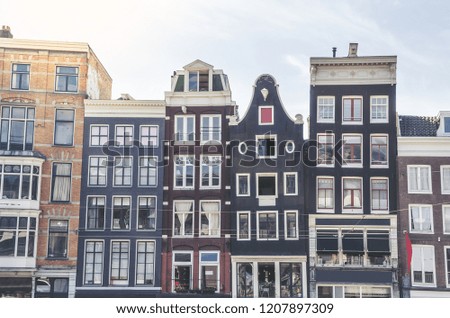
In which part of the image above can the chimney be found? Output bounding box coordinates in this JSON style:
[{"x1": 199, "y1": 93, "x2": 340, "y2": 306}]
[
  {"x1": 0, "y1": 25, "x2": 13, "y2": 38},
  {"x1": 332, "y1": 47, "x2": 337, "y2": 58},
  {"x1": 348, "y1": 43, "x2": 358, "y2": 57}
]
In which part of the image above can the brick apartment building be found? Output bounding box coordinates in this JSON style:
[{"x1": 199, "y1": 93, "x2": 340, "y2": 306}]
[
  {"x1": 397, "y1": 112, "x2": 450, "y2": 297},
  {"x1": 0, "y1": 26, "x2": 112, "y2": 297}
]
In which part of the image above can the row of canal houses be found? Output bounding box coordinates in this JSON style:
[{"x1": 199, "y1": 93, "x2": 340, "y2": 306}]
[{"x1": 2, "y1": 30, "x2": 450, "y2": 298}]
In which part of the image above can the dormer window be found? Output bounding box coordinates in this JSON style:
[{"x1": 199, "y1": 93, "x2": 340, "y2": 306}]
[
  {"x1": 445, "y1": 117, "x2": 450, "y2": 133},
  {"x1": 189, "y1": 70, "x2": 209, "y2": 91}
]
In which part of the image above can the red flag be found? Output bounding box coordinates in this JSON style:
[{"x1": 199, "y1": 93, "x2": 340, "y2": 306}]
[{"x1": 405, "y1": 231, "x2": 413, "y2": 272}]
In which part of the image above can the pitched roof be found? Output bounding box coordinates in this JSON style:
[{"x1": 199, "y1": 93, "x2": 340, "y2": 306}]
[{"x1": 398, "y1": 115, "x2": 439, "y2": 136}]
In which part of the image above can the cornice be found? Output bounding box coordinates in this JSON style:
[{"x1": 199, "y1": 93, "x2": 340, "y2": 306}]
[
  {"x1": 85, "y1": 100, "x2": 165, "y2": 118},
  {"x1": 398, "y1": 136, "x2": 450, "y2": 156},
  {"x1": 310, "y1": 56, "x2": 397, "y2": 86},
  {"x1": 0, "y1": 38, "x2": 90, "y2": 53}
]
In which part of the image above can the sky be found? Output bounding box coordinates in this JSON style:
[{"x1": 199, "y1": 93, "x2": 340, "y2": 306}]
[{"x1": 2, "y1": 0, "x2": 450, "y2": 122}]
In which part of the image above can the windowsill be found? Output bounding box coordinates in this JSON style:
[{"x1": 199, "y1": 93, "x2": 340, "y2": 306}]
[
  {"x1": 50, "y1": 201, "x2": 71, "y2": 204},
  {"x1": 370, "y1": 165, "x2": 389, "y2": 169},
  {"x1": 174, "y1": 187, "x2": 195, "y2": 190},
  {"x1": 11, "y1": 88, "x2": 30, "y2": 91},
  {"x1": 137, "y1": 229, "x2": 157, "y2": 231},
  {"x1": 111, "y1": 229, "x2": 131, "y2": 231},
  {"x1": 409, "y1": 231, "x2": 434, "y2": 235},
  {"x1": 317, "y1": 120, "x2": 335, "y2": 124},
  {"x1": 53, "y1": 145, "x2": 75, "y2": 148},
  {"x1": 407, "y1": 191, "x2": 433, "y2": 194},
  {"x1": 256, "y1": 156, "x2": 277, "y2": 160},
  {"x1": 411, "y1": 283, "x2": 437, "y2": 288},
  {"x1": 284, "y1": 193, "x2": 298, "y2": 196},
  {"x1": 342, "y1": 121, "x2": 363, "y2": 125},
  {"x1": 257, "y1": 237, "x2": 279, "y2": 241},
  {"x1": 236, "y1": 194, "x2": 250, "y2": 197},
  {"x1": 87, "y1": 184, "x2": 107, "y2": 187},
  {"x1": 54, "y1": 90, "x2": 79, "y2": 94},
  {"x1": 370, "y1": 120, "x2": 389, "y2": 124},
  {"x1": 342, "y1": 164, "x2": 363, "y2": 168},
  {"x1": 317, "y1": 164, "x2": 334, "y2": 168},
  {"x1": 46, "y1": 257, "x2": 68, "y2": 260}
]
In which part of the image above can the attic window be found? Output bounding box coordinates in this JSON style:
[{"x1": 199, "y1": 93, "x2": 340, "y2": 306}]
[
  {"x1": 259, "y1": 106, "x2": 274, "y2": 125},
  {"x1": 189, "y1": 70, "x2": 209, "y2": 91},
  {"x1": 445, "y1": 117, "x2": 450, "y2": 133}
]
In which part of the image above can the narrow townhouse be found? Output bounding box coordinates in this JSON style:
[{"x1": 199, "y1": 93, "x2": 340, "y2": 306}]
[
  {"x1": 0, "y1": 27, "x2": 111, "y2": 297},
  {"x1": 229, "y1": 74, "x2": 307, "y2": 298}
]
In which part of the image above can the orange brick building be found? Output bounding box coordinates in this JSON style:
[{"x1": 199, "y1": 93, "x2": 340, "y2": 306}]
[{"x1": 0, "y1": 26, "x2": 112, "y2": 297}]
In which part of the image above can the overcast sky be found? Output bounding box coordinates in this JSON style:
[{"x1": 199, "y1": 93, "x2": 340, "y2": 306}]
[{"x1": 2, "y1": 0, "x2": 450, "y2": 120}]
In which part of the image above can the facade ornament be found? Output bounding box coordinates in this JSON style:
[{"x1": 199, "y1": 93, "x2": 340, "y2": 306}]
[{"x1": 261, "y1": 88, "x2": 269, "y2": 101}]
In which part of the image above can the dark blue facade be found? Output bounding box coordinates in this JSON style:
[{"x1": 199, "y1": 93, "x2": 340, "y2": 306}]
[
  {"x1": 75, "y1": 106, "x2": 164, "y2": 297},
  {"x1": 229, "y1": 74, "x2": 307, "y2": 298},
  {"x1": 306, "y1": 52, "x2": 399, "y2": 298}
]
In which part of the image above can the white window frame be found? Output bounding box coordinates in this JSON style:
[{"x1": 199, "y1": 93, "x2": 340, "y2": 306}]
[
  {"x1": 200, "y1": 114, "x2": 221, "y2": 144},
  {"x1": 11, "y1": 63, "x2": 30, "y2": 90},
  {"x1": 409, "y1": 204, "x2": 434, "y2": 234},
  {"x1": 114, "y1": 125, "x2": 133, "y2": 147},
  {"x1": 408, "y1": 165, "x2": 432, "y2": 194},
  {"x1": 370, "y1": 134, "x2": 388, "y2": 168},
  {"x1": 284, "y1": 210, "x2": 298, "y2": 240},
  {"x1": 341, "y1": 134, "x2": 363, "y2": 167},
  {"x1": 441, "y1": 165, "x2": 450, "y2": 195},
  {"x1": 411, "y1": 245, "x2": 436, "y2": 287},
  {"x1": 342, "y1": 177, "x2": 363, "y2": 213},
  {"x1": 90, "y1": 124, "x2": 109, "y2": 147},
  {"x1": 113, "y1": 156, "x2": 133, "y2": 187},
  {"x1": 172, "y1": 251, "x2": 193, "y2": 292},
  {"x1": 139, "y1": 125, "x2": 159, "y2": 148},
  {"x1": 55, "y1": 66, "x2": 79, "y2": 93},
  {"x1": 237, "y1": 211, "x2": 251, "y2": 241},
  {"x1": 137, "y1": 196, "x2": 157, "y2": 231},
  {"x1": 258, "y1": 106, "x2": 274, "y2": 125},
  {"x1": 370, "y1": 95, "x2": 389, "y2": 123},
  {"x1": 256, "y1": 173, "x2": 278, "y2": 198},
  {"x1": 256, "y1": 134, "x2": 277, "y2": 159},
  {"x1": 47, "y1": 219, "x2": 69, "y2": 259},
  {"x1": 256, "y1": 210, "x2": 278, "y2": 241},
  {"x1": 173, "y1": 200, "x2": 194, "y2": 237},
  {"x1": 236, "y1": 173, "x2": 250, "y2": 197},
  {"x1": 51, "y1": 162, "x2": 72, "y2": 202},
  {"x1": 109, "y1": 240, "x2": 130, "y2": 286},
  {"x1": 200, "y1": 155, "x2": 221, "y2": 189},
  {"x1": 342, "y1": 96, "x2": 363, "y2": 125},
  {"x1": 317, "y1": 96, "x2": 335, "y2": 123},
  {"x1": 138, "y1": 156, "x2": 158, "y2": 187},
  {"x1": 443, "y1": 205, "x2": 450, "y2": 234},
  {"x1": 83, "y1": 240, "x2": 104, "y2": 286},
  {"x1": 174, "y1": 155, "x2": 195, "y2": 189},
  {"x1": 188, "y1": 70, "x2": 210, "y2": 92},
  {"x1": 317, "y1": 176, "x2": 335, "y2": 213},
  {"x1": 370, "y1": 177, "x2": 389, "y2": 214},
  {"x1": 199, "y1": 200, "x2": 221, "y2": 237},
  {"x1": 88, "y1": 156, "x2": 107, "y2": 187},
  {"x1": 283, "y1": 172, "x2": 298, "y2": 196},
  {"x1": 111, "y1": 196, "x2": 131, "y2": 231},
  {"x1": 317, "y1": 133, "x2": 335, "y2": 167},
  {"x1": 135, "y1": 240, "x2": 156, "y2": 286},
  {"x1": 53, "y1": 108, "x2": 75, "y2": 146},
  {"x1": 445, "y1": 246, "x2": 450, "y2": 288},
  {"x1": 86, "y1": 195, "x2": 106, "y2": 231},
  {"x1": 174, "y1": 115, "x2": 195, "y2": 142},
  {"x1": 198, "y1": 251, "x2": 220, "y2": 292}
]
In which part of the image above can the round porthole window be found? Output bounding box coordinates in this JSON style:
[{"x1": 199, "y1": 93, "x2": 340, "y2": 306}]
[
  {"x1": 285, "y1": 140, "x2": 295, "y2": 154},
  {"x1": 238, "y1": 142, "x2": 248, "y2": 155}
]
